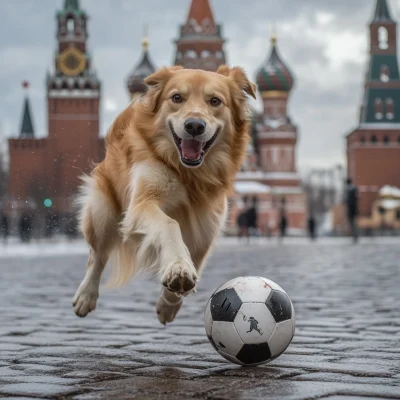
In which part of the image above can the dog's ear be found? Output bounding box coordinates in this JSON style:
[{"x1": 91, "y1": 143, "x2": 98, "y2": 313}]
[
  {"x1": 217, "y1": 65, "x2": 257, "y2": 99},
  {"x1": 144, "y1": 65, "x2": 183, "y2": 87},
  {"x1": 143, "y1": 66, "x2": 183, "y2": 112}
]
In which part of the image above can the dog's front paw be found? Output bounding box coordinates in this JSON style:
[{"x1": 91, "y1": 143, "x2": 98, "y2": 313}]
[
  {"x1": 156, "y1": 293, "x2": 183, "y2": 325},
  {"x1": 162, "y1": 259, "x2": 198, "y2": 295},
  {"x1": 72, "y1": 285, "x2": 98, "y2": 317}
]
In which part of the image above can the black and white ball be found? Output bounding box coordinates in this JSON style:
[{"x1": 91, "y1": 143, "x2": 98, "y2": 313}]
[{"x1": 204, "y1": 276, "x2": 295, "y2": 366}]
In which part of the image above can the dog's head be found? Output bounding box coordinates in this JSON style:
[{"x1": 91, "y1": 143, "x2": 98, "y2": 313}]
[{"x1": 142, "y1": 65, "x2": 256, "y2": 169}]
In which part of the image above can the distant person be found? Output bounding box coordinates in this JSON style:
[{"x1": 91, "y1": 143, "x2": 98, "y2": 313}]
[
  {"x1": 19, "y1": 213, "x2": 32, "y2": 243},
  {"x1": 346, "y1": 178, "x2": 359, "y2": 243},
  {"x1": 237, "y1": 211, "x2": 248, "y2": 242},
  {"x1": 0, "y1": 211, "x2": 9, "y2": 244},
  {"x1": 279, "y1": 213, "x2": 287, "y2": 243},
  {"x1": 246, "y1": 197, "x2": 258, "y2": 242},
  {"x1": 308, "y1": 215, "x2": 316, "y2": 241}
]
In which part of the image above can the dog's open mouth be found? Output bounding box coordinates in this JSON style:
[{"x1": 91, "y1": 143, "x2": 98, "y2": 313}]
[{"x1": 169, "y1": 122, "x2": 220, "y2": 167}]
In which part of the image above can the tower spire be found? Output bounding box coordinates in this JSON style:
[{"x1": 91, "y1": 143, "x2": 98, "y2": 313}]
[
  {"x1": 142, "y1": 24, "x2": 149, "y2": 52},
  {"x1": 186, "y1": 0, "x2": 215, "y2": 25},
  {"x1": 64, "y1": 0, "x2": 80, "y2": 10},
  {"x1": 20, "y1": 81, "x2": 34, "y2": 138},
  {"x1": 373, "y1": 0, "x2": 393, "y2": 21}
]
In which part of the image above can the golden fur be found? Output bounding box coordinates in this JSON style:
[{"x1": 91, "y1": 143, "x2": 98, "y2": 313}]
[{"x1": 72, "y1": 65, "x2": 256, "y2": 324}]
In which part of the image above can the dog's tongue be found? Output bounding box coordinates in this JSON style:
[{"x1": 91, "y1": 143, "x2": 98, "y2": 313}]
[{"x1": 181, "y1": 139, "x2": 203, "y2": 160}]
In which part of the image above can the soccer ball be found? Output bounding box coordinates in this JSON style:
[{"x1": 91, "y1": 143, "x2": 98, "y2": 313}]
[{"x1": 204, "y1": 276, "x2": 295, "y2": 366}]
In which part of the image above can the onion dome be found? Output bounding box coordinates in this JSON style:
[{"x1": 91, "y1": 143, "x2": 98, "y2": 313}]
[
  {"x1": 256, "y1": 35, "x2": 294, "y2": 93},
  {"x1": 127, "y1": 32, "x2": 156, "y2": 97}
]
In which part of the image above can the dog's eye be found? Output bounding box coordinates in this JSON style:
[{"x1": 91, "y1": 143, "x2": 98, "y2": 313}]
[
  {"x1": 210, "y1": 97, "x2": 222, "y2": 107},
  {"x1": 171, "y1": 94, "x2": 183, "y2": 103}
]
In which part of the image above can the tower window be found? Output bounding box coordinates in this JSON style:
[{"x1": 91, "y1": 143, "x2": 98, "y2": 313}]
[
  {"x1": 201, "y1": 50, "x2": 211, "y2": 58},
  {"x1": 371, "y1": 135, "x2": 377, "y2": 143},
  {"x1": 380, "y1": 65, "x2": 390, "y2": 82},
  {"x1": 378, "y1": 26, "x2": 389, "y2": 50},
  {"x1": 374, "y1": 98, "x2": 383, "y2": 119},
  {"x1": 360, "y1": 136, "x2": 366, "y2": 144},
  {"x1": 67, "y1": 18, "x2": 75, "y2": 33},
  {"x1": 386, "y1": 98, "x2": 394, "y2": 119},
  {"x1": 383, "y1": 136, "x2": 389, "y2": 145},
  {"x1": 185, "y1": 50, "x2": 197, "y2": 59}
]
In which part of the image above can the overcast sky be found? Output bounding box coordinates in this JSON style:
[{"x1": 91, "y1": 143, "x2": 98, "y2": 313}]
[{"x1": 0, "y1": 0, "x2": 398, "y2": 174}]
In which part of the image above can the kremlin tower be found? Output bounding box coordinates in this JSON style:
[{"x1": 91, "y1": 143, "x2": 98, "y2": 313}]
[{"x1": 174, "y1": 0, "x2": 226, "y2": 71}]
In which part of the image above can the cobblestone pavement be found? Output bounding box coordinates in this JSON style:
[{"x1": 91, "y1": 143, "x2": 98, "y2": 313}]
[{"x1": 0, "y1": 238, "x2": 399, "y2": 399}]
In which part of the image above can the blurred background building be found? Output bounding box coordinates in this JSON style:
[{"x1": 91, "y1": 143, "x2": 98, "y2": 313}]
[{"x1": 2, "y1": 0, "x2": 400, "y2": 238}]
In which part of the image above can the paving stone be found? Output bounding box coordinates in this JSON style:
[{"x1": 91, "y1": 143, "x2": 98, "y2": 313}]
[{"x1": 0, "y1": 239, "x2": 399, "y2": 398}]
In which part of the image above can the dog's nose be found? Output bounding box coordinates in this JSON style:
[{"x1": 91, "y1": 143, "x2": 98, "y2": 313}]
[{"x1": 184, "y1": 118, "x2": 206, "y2": 137}]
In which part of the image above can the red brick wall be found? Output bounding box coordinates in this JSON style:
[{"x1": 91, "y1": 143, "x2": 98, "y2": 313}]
[{"x1": 347, "y1": 128, "x2": 400, "y2": 216}]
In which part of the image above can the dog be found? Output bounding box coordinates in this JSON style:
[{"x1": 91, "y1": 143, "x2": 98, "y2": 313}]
[{"x1": 72, "y1": 65, "x2": 256, "y2": 324}]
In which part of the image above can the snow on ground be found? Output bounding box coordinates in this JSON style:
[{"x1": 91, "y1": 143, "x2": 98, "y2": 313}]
[{"x1": 0, "y1": 236, "x2": 399, "y2": 259}]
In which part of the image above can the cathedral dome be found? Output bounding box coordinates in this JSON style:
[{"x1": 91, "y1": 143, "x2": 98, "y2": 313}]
[
  {"x1": 256, "y1": 35, "x2": 294, "y2": 93},
  {"x1": 127, "y1": 36, "x2": 156, "y2": 97}
]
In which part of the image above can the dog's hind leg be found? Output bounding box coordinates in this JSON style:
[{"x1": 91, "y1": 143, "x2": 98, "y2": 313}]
[{"x1": 72, "y1": 176, "x2": 119, "y2": 317}]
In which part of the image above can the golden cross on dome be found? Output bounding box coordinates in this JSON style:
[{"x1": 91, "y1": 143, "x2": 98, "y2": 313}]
[
  {"x1": 142, "y1": 24, "x2": 149, "y2": 51},
  {"x1": 271, "y1": 23, "x2": 277, "y2": 45}
]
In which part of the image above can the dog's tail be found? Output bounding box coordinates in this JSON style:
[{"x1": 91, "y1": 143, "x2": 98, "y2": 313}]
[{"x1": 106, "y1": 234, "x2": 159, "y2": 288}]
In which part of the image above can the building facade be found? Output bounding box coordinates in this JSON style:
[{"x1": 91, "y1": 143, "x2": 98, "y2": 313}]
[
  {"x1": 347, "y1": 0, "x2": 400, "y2": 228},
  {"x1": 7, "y1": 0, "x2": 103, "y2": 228},
  {"x1": 6, "y1": 0, "x2": 306, "y2": 236}
]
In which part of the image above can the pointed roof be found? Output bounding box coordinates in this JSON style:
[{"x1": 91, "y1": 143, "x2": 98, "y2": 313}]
[
  {"x1": 186, "y1": 0, "x2": 215, "y2": 25},
  {"x1": 256, "y1": 35, "x2": 294, "y2": 93},
  {"x1": 20, "y1": 97, "x2": 34, "y2": 138},
  {"x1": 373, "y1": 0, "x2": 393, "y2": 22},
  {"x1": 64, "y1": 0, "x2": 79, "y2": 10},
  {"x1": 127, "y1": 33, "x2": 156, "y2": 96}
]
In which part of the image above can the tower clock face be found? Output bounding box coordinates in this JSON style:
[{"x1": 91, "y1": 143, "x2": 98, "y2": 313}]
[{"x1": 58, "y1": 47, "x2": 86, "y2": 77}]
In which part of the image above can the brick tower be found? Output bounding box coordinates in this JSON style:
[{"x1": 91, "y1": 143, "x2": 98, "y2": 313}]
[
  {"x1": 126, "y1": 29, "x2": 156, "y2": 101},
  {"x1": 174, "y1": 0, "x2": 226, "y2": 71},
  {"x1": 347, "y1": 0, "x2": 400, "y2": 219},
  {"x1": 8, "y1": 0, "x2": 103, "y2": 219},
  {"x1": 234, "y1": 34, "x2": 306, "y2": 234}
]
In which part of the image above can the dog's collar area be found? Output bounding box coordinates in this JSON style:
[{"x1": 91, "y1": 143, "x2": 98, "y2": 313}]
[{"x1": 168, "y1": 122, "x2": 220, "y2": 167}]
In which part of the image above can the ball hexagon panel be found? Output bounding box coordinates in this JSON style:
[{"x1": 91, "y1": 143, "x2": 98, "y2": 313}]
[
  {"x1": 260, "y1": 277, "x2": 285, "y2": 291},
  {"x1": 219, "y1": 351, "x2": 244, "y2": 366},
  {"x1": 267, "y1": 319, "x2": 293, "y2": 357},
  {"x1": 211, "y1": 321, "x2": 244, "y2": 357},
  {"x1": 234, "y1": 303, "x2": 276, "y2": 344},
  {"x1": 231, "y1": 276, "x2": 272, "y2": 303},
  {"x1": 213, "y1": 277, "x2": 244, "y2": 294},
  {"x1": 210, "y1": 288, "x2": 242, "y2": 322},
  {"x1": 236, "y1": 342, "x2": 272, "y2": 365},
  {"x1": 265, "y1": 290, "x2": 292, "y2": 323}
]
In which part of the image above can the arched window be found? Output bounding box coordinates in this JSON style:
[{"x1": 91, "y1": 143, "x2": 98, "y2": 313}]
[
  {"x1": 375, "y1": 98, "x2": 383, "y2": 120},
  {"x1": 380, "y1": 65, "x2": 390, "y2": 82},
  {"x1": 378, "y1": 26, "x2": 389, "y2": 49},
  {"x1": 383, "y1": 136, "x2": 389, "y2": 145},
  {"x1": 371, "y1": 135, "x2": 377, "y2": 143},
  {"x1": 67, "y1": 18, "x2": 75, "y2": 33},
  {"x1": 386, "y1": 98, "x2": 394, "y2": 119},
  {"x1": 360, "y1": 136, "x2": 366, "y2": 144},
  {"x1": 201, "y1": 50, "x2": 211, "y2": 58}
]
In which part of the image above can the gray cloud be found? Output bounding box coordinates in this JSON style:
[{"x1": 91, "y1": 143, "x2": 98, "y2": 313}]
[{"x1": 0, "y1": 0, "x2": 397, "y2": 174}]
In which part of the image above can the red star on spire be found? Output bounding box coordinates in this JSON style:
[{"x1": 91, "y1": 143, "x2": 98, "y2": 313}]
[{"x1": 22, "y1": 81, "x2": 30, "y2": 89}]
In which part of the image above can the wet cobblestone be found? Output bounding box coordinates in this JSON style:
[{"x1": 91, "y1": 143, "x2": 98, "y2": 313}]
[{"x1": 0, "y1": 239, "x2": 399, "y2": 399}]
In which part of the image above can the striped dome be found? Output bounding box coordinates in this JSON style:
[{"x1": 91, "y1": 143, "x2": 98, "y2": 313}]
[{"x1": 256, "y1": 37, "x2": 294, "y2": 93}]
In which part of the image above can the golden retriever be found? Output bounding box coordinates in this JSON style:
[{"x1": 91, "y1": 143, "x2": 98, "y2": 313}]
[{"x1": 72, "y1": 65, "x2": 256, "y2": 324}]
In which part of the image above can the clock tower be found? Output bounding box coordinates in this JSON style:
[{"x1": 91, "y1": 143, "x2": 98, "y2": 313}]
[{"x1": 47, "y1": 0, "x2": 102, "y2": 210}]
